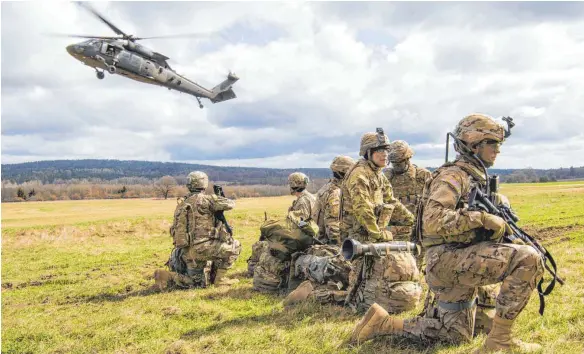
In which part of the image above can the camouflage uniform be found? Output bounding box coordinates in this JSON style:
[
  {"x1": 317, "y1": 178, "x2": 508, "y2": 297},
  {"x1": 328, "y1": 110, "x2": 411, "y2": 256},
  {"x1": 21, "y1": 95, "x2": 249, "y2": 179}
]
[
  {"x1": 155, "y1": 171, "x2": 242, "y2": 289},
  {"x1": 313, "y1": 156, "x2": 356, "y2": 245},
  {"x1": 284, "y1": 156, "x2": 355, "y2": 305},
  {"x1": 253, "y1": 172, "x2": 316, "y2": 292},
  {"x1": 341, "y1": 130, "x2": 419, "y2": 314},
  {"x1": 351, "y1": 115, "x2": 545, "y2": 352},
  {"x1": 384, "y1": 140, "x2": 432, "y2": 241},
  {"x1": 247, "y1": 239, "x2": 269, "y2": 277}
]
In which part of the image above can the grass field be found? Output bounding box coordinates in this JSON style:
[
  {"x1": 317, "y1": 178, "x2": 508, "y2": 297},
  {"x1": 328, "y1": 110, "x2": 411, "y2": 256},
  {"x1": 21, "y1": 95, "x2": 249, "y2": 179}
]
[{"x1": 2, "y1": 182, "x2": 584, "y2": 353}]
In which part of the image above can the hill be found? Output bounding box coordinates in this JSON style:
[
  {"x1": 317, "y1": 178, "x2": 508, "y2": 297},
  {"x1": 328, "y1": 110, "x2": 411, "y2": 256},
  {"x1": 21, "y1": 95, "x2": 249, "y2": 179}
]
[{"x1": 2, "y1": 159, "x2": 583, "y2": 185}]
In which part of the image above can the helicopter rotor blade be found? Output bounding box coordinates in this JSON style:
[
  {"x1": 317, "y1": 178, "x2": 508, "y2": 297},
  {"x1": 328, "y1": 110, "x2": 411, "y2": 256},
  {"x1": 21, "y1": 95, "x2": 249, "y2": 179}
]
[
  {"x1": 132, "y1": 32, "x2": 227, "y2": 41},
  {"x1": 75, "y1": 1, "x2": 129, "y2": 38},
  {"x1": 46, "y1": 33, "x2": 122, "y2": 40}
]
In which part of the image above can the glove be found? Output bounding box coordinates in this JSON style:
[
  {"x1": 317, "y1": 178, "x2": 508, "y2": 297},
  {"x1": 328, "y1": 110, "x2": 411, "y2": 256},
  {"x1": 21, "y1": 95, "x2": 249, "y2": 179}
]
[
  {"x1": 381, "y1": 229, "x2": 393, "y2": 241},
  {"x1": 510, "y1": 237, "x2": 526, "y2": 245},
  {"x1": 481, "y1": 213, "x2": 513, "y2": 241},
  {"x1": 492, "y1": 193, "x2": 511, "y2": 208},
  {"x1": 370, "y1": 229, "x2": 393, "y2": 242}
]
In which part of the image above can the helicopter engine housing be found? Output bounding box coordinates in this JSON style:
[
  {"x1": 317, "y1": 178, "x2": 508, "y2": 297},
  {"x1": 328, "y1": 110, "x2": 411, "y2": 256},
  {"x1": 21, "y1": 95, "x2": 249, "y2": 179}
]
[{"x1": 123, "y1": 41, "x2": 154, "y2": 58}]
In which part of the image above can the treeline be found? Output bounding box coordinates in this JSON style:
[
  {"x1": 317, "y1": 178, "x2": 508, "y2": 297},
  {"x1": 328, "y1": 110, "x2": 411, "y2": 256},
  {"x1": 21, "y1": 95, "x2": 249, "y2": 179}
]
[
  {"x1": 499, "y1": 167, "x2": 584, "y2": 183},
  {"x1": 0, "y1": 177, "x2": 328, "y2": 203},
  {"x1": 1, "y1": 159, "x2": 331, "y2": 185}
]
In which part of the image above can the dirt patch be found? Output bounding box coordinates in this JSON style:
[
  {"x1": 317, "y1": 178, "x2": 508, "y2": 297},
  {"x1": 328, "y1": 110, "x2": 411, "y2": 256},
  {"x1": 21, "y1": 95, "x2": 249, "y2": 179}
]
[{"x1": 523, "y1": 224, "x2": 584, "y2": 243}]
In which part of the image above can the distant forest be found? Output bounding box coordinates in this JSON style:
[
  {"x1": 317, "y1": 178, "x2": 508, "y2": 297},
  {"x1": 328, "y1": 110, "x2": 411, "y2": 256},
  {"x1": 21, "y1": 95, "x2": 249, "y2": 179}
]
[{"x1": 1, "y1": 159, "x2": 583, "y2": 202}]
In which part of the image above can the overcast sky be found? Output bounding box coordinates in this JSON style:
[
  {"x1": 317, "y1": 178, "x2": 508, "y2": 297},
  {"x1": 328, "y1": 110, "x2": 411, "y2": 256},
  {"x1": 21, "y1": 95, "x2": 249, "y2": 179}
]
[{"x1": 2, "y1": 1, "x2": 584, "y2": 169}]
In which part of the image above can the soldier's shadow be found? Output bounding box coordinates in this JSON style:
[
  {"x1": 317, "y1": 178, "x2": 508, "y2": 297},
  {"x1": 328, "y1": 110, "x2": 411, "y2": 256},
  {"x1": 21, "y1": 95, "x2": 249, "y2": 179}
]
[
  {"x1": 344, "y1": 335, "x2": 445, "y2": 354},
  {"x1": 199, "y1": 286, "x2": 265, "y2": 301},
  {"x1": 65, "y1": 287, "x2": 167, "y2": 304},
  {"x1": 180, "y1": 304, "x2": 340, "y2": 339}
]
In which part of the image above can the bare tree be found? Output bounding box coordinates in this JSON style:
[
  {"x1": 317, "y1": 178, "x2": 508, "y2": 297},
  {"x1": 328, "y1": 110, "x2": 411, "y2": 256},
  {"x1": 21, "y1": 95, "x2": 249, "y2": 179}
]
[{"x1": 153, "y1": 176, "x2": 177, "y2": 199}]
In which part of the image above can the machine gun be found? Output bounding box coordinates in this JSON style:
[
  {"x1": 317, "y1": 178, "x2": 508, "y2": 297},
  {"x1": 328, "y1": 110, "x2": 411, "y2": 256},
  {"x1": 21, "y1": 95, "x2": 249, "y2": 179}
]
[
  {"x1": 213, "y1": 185, "x2": 233, "y2": 236},
  {"x1": 467, "y1": 178, "x2": 564, "y2": 315}
]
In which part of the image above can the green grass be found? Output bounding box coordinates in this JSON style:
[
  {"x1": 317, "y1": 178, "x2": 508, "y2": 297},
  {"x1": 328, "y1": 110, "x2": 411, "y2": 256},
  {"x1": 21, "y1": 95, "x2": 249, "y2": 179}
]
[{"x1": 2, "y1": 185, "x2": 583, "y2": 353}]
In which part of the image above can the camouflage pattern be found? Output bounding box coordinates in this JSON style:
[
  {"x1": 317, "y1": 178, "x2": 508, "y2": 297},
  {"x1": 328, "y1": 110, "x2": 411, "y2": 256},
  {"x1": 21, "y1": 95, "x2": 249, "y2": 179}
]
[
  {"x1": 454, "y1": 113, "x2": 505, "y2": 146},
  {"x1": 340, "y1": 156, "x2": 418, "y2": 314},
  {"x1": 253, "y1": 247, "x2": 290, "y2": 292},
  {"x1": 402, "y1": 242, "x2": 543, "y2": 343},
  {"x1": 247, "y1": 240, "x2": 269, "y2": 277},
  {"x1": 384, "y1": 163, "x2": 431, "y2": 240},
  {"x1": 313, "y1": 179, "x2": 343, "y2": 244},
  {"x1": 388, "y1": 140, "x2": 414, "y2": 162},
  {"x1": 288, "y1": 172, "x2": 309, "y2": 189},
  {"x1": 288, "y1": 190, "x2": 316, "y2": 223},
  {"x1": 167, "y1": 191, "x2": 241, "y2": 288},
  {"x1": 475, "y1": 283, "x2": 499, "y2": 335},
  {"x1": 359, "y1": 130, "x2": 390, "y2": 157},
  {"x1": 290, "y1": 244, "x2": 353, "y2": 305},
  {"x1": 340, "y1": 158, "x2": 414, "y2": 243},
  {"x1": 419, "y1": 157, "x2": 489, "y2": 248},
  {"x1": 400, "y1": 151, "x2": 544, "y2": 343},
  {"x1": 330, "y1": 155, "x2": 355, "y2": 174},
  {"x1": 187, "y1": 171, "x2": 209, "y2": 192},
  {"x1": 253, "y1": 190, "x2": 316, "y2": 292},
  {"x1": 348, "y1": 251, "x2": 422, "y2": 314}
]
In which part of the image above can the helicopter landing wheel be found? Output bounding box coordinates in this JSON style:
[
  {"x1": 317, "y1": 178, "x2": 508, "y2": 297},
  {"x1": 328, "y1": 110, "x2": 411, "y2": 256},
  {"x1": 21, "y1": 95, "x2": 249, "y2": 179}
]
[
  {"x1": 196, "y1": 97, "x2": 204, "y2": 109},
  {"x1": 96, "y1": 71, "x2": 105, "y2": 80}
]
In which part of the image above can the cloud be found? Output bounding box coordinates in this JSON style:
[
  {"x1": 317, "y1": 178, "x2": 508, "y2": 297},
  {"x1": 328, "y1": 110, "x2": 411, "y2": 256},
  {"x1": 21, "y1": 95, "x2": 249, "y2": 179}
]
[{"x1": 2, "y1": 1, "x2": 584, "y2": 170}]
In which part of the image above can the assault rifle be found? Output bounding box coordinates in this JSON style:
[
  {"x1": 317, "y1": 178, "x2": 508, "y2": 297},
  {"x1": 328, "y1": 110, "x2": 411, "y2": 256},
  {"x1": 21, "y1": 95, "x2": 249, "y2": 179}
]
[
  {"x1": 468, "y1": 178, "x2": 564, "y2": 315},
  {"x1": 213, "y1": 185, "x2": 233, "y2": 236}
]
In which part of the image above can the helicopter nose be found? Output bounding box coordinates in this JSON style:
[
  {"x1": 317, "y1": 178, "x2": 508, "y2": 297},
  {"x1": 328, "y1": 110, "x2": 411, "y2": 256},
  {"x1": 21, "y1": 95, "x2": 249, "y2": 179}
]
[{"x1": 66, "y1": 44, "x2": 75, "y2": 56}]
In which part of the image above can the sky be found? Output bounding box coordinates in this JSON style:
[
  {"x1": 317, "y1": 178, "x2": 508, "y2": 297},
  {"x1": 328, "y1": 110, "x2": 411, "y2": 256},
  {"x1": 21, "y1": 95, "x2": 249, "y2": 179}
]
[{"x1": 2, "y1": 1, "x2": 584, "y2": 169}]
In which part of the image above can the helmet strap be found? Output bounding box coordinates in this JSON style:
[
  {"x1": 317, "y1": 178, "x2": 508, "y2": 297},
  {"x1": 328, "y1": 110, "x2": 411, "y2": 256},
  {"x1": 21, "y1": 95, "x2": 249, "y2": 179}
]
[{"x1": 333, "y1": 172, "x2": 344, "y2": 180}]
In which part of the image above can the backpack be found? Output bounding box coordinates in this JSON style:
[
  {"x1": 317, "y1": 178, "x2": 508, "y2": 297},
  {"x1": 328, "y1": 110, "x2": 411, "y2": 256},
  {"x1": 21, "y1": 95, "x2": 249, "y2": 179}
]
[
  {"x1": 169, "y1": 196, "x2": 197, "y2": 248},
  {"x1": 259, "y1": 218, "x2": 318, "y2": 261}
]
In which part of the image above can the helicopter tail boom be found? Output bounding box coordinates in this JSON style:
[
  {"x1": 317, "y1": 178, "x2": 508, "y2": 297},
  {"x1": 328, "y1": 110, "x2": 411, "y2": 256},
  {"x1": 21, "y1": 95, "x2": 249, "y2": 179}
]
[{"x1": 209, "y1": 72, "x2": 239, "y2": 103}]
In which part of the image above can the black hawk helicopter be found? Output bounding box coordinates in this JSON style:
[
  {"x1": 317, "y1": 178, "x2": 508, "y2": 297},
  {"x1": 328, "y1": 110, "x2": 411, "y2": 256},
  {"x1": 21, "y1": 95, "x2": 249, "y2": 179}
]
[{"x1": 56, "y1": 2, "x2": 238, "y2": 108}]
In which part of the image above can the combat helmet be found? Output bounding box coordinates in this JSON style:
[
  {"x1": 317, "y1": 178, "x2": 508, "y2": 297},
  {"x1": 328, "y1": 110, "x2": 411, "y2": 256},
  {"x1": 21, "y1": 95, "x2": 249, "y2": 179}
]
[
  {"x1": 187, "y1": 171, "x2": 209, "y2": 192},
  {"x1": 388, "y1": 140, "x2": 414, "y2": 162},
  {"x1": 359, "y1": 128, "x2": 390, "y2": 157},
  {"x1": 454, "y1": 114, "x2": 505, "y2": 147},
  {"x1": 288, "y1": 172, "x2": 309, "y2": 192},
  {"x1": 330, "y1": 155, "x2": 355, "y2": 175}
]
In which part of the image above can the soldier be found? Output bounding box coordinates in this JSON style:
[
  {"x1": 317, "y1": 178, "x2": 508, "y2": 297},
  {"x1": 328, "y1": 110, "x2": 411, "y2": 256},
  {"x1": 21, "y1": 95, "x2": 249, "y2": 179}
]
[
  {"x1": 252, "y1": 172, "x2": 316, "y2": 292},
  {"x1": 351, "y1": 114, "x2": 544, "y2": 353},
  {"x1": 282, "y1": 155, "x2": 355, "y2": 305},
  {"x1": 153, "y1": 171, "x2": 242, "y2": 290},
  {"x1": 384, "y1": 140, "x2": 432, "y2": 241},
  {"x1": 340, "y1": 128, "x2": 419, "y2": 314},
  {"x1": 287, "y1": 172, "x2": 316, "y2": 223},
  {"x1": 314, "y1": 155, "x2": 356, "y2": 245}
]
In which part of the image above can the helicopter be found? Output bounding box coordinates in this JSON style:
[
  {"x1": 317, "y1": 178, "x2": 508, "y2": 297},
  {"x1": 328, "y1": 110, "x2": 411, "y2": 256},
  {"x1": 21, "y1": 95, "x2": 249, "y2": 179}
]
[{"x1": 56, "y1": 2, "x2": 238, "y2": 109}]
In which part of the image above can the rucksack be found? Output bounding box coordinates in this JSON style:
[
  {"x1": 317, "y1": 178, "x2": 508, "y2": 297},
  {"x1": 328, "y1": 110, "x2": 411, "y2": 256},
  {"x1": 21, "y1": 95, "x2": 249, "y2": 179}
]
[
  {"x1": 170, "y1": 197, "x2": 196, "y2": 248},
  {"x1": 260, "y1": 218, "x2": 318, "y2": 261}
]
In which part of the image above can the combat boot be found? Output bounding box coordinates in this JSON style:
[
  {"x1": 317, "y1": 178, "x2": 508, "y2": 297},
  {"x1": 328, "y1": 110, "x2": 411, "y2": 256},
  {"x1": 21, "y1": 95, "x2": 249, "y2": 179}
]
[
  {"x1": 153, "y1": 269, "x2": 174, "y2": 291},
  {"x1": 475, "y1": 316, "x2": 542, "y2": 353},
  {"x1": 282, "y1": 280, "x2": 314, "y2": 306},
  {"x1": 213, "y1": 268, "x2": 239, "y2": 286},
  {"x1": 351, "y1": 303, "x2": 404, "y2": 344}
]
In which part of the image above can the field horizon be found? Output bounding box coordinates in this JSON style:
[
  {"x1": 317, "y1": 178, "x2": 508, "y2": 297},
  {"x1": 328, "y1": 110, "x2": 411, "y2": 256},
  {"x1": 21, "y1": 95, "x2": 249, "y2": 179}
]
[{"x1": 2, "y1": 182, "x2": 583, "y2": 353}]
